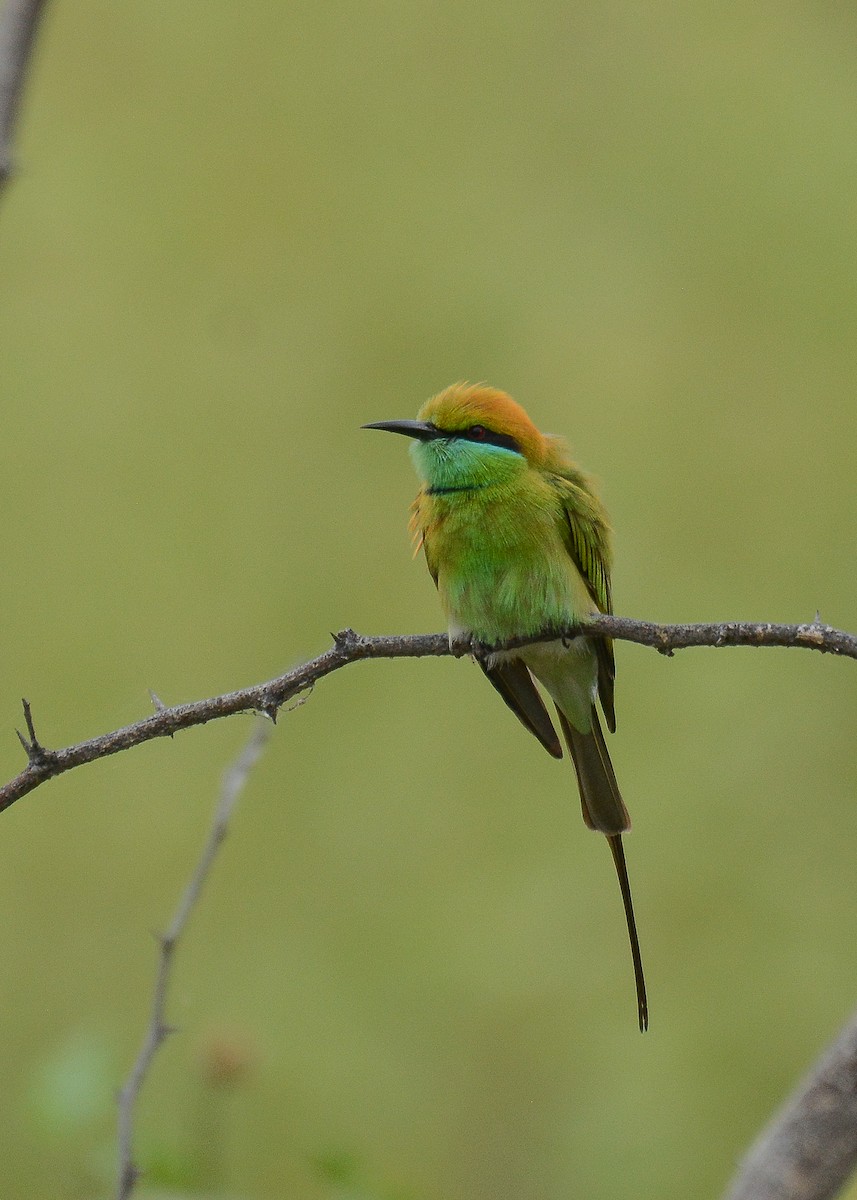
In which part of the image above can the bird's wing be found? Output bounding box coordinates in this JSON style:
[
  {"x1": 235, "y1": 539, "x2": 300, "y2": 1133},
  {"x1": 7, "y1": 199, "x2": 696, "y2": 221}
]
[
  {"x1": 551, "y1": 473, "x2": 617, "y2": 732},
  {"x1": 479, "y1": 658, "x2": 563, "y2": 758}
]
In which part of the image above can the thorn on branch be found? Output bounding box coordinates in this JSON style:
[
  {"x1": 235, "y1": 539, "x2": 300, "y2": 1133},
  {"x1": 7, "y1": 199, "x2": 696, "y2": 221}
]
[
  {"x1": 22, "y1": 697, "x2": 39, "y2": 746},
  {"x1": 331, "y1": 627, "x2": 359, "y2": 650},
  {"x1": 152, "y1": 928, "x2": 177, "y2": 960},
  {"x1": 149, "y1": 690, "x2": 175, "y2": 736},
  {"x1": 119, "y1": 1162, "x2": 141, "y2": 1194},
  {"x1": 261, "y1": 681, "x2": 316, "y2": 722},
  {"x1": 655, "y1": 632, "x2": 675, "y2": 657},
  {"x1": 156, "y1": 930, "x2": 177, "y2": 956},
  {"x1": 15, "y1": 698, "x2": 56, "y2": 769},
  {"x1": 253, "y1": 701, "x2": 279, "y2": 724}
]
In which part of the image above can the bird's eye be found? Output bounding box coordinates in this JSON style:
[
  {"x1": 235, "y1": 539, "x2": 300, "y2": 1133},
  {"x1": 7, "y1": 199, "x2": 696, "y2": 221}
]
[{"x1": 468, "y1": 425, "x2": 487, "y2": 440}]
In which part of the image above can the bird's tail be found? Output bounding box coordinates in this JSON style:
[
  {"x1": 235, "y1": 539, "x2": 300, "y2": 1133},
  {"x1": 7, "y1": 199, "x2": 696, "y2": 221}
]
[
  {"x1": 557, "y1": 706, "x2": 628, "y2": 834},
  {"x1": 557, "y1": 707, "x2": 648, "y2": 1031}
]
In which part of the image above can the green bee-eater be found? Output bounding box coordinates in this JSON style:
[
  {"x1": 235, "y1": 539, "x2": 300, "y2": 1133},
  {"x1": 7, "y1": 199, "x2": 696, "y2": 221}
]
[{"x1": 364, "y1": 382, "x2": 647, "y2": 1030}]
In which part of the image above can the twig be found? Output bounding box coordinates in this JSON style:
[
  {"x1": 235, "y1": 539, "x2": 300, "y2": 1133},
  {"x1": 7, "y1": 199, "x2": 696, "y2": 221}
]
[
  {"x1": 114, "y1": 718, "x2": 272, "y2": 1200},
  {"x1": 0, "y1": 616, "x2": 854, "y2": 816},
  {"x1": 723, "y1": 1008, "x2": 857, "y2": 1200},
  {"x1": 0, "y1": 0, "x2": 49, "y2": 194}
]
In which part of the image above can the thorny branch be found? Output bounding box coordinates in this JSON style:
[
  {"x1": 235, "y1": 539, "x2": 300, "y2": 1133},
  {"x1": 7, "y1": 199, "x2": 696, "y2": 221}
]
[
  {"x1": 0, "y1": 0, "x2": 49, "y2": 194},
  {"x1": 2, "y1": 615, "x2": 854, "y2": 816},
  {"x1": 114, "y1": 719, "x2": 272, "y2": 1200},
  {"x1": 0, "y1": 613, "x2": 853, "y2": 1200}
]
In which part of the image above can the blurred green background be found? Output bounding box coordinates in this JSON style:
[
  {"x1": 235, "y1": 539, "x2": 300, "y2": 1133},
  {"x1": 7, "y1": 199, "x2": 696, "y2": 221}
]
[{"x1": 2, "y1": 1, "x2": 857, "y2": 1197}]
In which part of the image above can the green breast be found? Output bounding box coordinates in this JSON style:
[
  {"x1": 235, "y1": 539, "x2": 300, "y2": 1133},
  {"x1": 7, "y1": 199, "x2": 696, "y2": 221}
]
[{"x1": 426, "y1": 478, "x2": 590, "y2": 643}]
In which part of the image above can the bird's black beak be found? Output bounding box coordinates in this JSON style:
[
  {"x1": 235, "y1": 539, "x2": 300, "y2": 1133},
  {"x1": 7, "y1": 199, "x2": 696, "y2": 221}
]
[{"x1": 362, "y1": 420, "x2": 441, "y2": 441}]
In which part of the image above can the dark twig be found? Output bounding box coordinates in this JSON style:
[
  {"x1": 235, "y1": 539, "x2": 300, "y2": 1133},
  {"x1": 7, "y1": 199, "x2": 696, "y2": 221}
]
[
  {"x1": 723, "y1": 1008, "x2": 857, "y2": 1200},
  {"x1": 0, "y1": 0, "x2": 49, "y2": 194},
  {"x1": 14, "y1": 696, "x2": 54, "y2": 768},
  {"x1": 0, "y1": 616, "x2": 854, "y2": 817},
  {"x1": 114, "y1": 719, "x2": 272, "y2": 1200}
]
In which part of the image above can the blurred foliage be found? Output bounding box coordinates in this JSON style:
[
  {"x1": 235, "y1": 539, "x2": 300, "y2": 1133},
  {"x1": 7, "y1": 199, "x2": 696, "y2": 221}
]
[
  {"x1": 27, "y1": 1027, "x2": 116, "y2": 1193},
  {"x1": 26, "y1": 1024, "x2": 258, "y2": 1196},
  {"x1": 2, "y1": 1, "x2": 857, "y2": 1197},
  {"x1": 313, "y1": 1149, "x2": 411, "y2": 1200}
]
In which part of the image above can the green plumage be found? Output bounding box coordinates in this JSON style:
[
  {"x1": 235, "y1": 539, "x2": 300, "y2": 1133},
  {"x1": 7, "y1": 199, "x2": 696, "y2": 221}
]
[{"x1": 366, "y1": 383, "x2": 647, "y2": 1030}]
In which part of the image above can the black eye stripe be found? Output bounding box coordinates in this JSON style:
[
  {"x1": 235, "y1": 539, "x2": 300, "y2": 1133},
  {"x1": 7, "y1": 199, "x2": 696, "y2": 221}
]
[
  {"x1": 461, "y1": 426, "x2": 521, "y2": 453},
  {"x1": 426, "y1": 422, "x2": 522, "y2": 454}
]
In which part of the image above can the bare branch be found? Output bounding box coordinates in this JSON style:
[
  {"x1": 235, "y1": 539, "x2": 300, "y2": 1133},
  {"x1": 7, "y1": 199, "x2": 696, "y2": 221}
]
[
  {"x1": 0, "y1": 616, "x2": 853, "y2": 817},
  {"x1": 0, "y1": 0, "x2": 49, "y2": 194},
  {"x1": 114, "y1": 719, "x2": 272, "y2": 1200},
  {"x1": 723, "y1": 1008, "x2": 857, "y2": 1200}
]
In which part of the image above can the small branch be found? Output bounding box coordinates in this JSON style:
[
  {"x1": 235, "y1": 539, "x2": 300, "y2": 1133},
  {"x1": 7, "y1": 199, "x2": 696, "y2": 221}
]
[
  {"x1": 114, "y1": 719, "x2": 272, "y2": 1200},
  {"x1": 0, "y1": 0, "x2": 50, "y2": 195},
  {"x1": 14, "y1": 696, "x2": 54, "y2": 768},
  {"x1": 570, "y1": 615, "x2": 857, "y2": 659},
  {"x1": 723, "y1": 1008, "x2": 857, "y2": 1200},
  {"x1": 0, "y1": 616, "x2": 854, "y2": 817}
]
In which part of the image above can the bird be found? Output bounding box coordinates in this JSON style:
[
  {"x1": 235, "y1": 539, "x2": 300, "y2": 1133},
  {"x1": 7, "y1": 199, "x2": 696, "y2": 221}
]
[{"x1": 363, "y1": 382, "x2": 647, "y2": 1031}]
